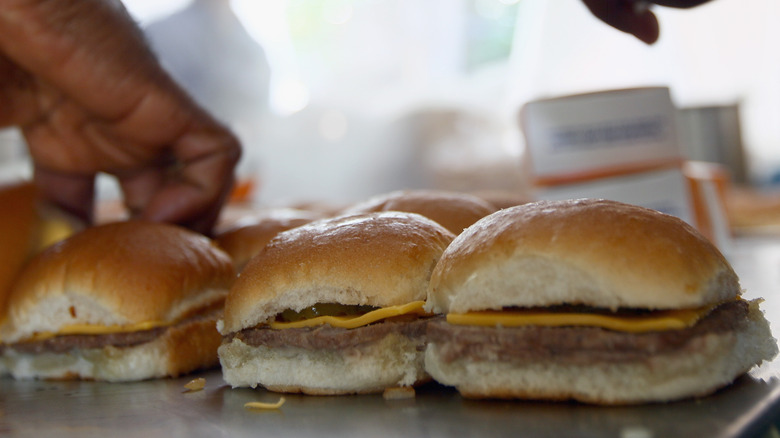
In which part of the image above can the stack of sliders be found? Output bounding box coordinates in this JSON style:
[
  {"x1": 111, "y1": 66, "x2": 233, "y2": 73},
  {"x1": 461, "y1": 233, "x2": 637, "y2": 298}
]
[
  {"x1": 424, "y1": 198, "x2": 778, "y2": 404},
  {"x1": 215, "y1": 208, "x2": 322, "y2": 272},
  {"x1": 218, "y1": 211, "x2": 456, "y2": 394},
  {"x1": 0, "y1": 220, "x2": 235, "y2": 381},
  {"x1": 341, "y1": 189, "x2": 498, "y2": 235}
]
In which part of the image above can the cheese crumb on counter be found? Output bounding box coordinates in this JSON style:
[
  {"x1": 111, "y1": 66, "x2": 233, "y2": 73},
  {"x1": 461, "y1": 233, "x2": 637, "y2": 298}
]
[
  {"x1": 244, "y1": 397, "x2": 286, "y2": 410},
  {"x1": 183, "y1": 377, "x2": 206, "y2": 392}
]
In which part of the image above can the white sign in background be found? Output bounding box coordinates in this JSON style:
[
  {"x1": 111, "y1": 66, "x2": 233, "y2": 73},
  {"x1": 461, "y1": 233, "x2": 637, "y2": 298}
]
[{"x1": 521, "y1": 87, "x2": 682, "y2": 179}]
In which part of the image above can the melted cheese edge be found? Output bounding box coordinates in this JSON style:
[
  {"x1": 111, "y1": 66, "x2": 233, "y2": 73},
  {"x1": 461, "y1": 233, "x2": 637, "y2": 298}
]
[
  {"x1": 446, "y1": 305, "x2": 716, "y2": 333},
  {"x1": 25, "y1": 320, "x2": 170, "y2": 342},
  {"x1": 268, "y1": 300, "x2": 427, "y2": 330}
]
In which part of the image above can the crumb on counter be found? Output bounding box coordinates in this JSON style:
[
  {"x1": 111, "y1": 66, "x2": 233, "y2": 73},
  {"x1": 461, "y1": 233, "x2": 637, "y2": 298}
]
[
  {"x1": 383, "y1": 386, "x2": 416, "y2": 400},
  {"x1": 183, "y1": 377, "x2": 206, "y2": 392},
  {"x1": 620, "y1": 426, "x2": 653, "y2": 438}
]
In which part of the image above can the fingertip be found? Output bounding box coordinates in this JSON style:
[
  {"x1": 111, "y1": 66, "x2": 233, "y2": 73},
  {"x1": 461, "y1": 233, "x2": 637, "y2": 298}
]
[
  {"x1": 582, "y1": 0, "x2": 661, "y2": 44},
  {"x1": 633, "y1": 11, "x2": 660, "y2": 44},
  {"x1": 138, "y1": 181, "x2": 227, "y2": 236},
  {"x1": 33, "y1": 167, "x2": 96, "y2": 225}
]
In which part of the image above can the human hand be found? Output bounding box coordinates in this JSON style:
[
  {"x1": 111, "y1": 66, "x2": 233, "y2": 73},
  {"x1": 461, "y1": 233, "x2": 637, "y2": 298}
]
[
  {"x1": 581, "y1": 0, "x2": 713, "y2": 44},
  {"x1": 0, "y1": 0, "x2": 241, "y2": 235}
]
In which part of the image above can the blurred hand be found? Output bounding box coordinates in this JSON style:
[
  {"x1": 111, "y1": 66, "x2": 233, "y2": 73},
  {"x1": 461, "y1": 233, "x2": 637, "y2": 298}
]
[
  {"x1": 581, "y1": 0, "x2": 713, "y2": 44},
  {"x1": 0, "y1": 0, "x2": 241, "y2": 234}
]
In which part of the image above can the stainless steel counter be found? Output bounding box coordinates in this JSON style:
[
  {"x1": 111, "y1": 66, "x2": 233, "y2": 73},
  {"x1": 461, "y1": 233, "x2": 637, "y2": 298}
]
[{"x1": 1, "y1": 235, "x2": 779, "y2": 438}]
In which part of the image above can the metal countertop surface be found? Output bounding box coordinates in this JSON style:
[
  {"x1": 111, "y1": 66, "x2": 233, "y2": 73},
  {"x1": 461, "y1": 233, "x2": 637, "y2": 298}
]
[{"x1": 1, "y1": 235, "x2": 779, "y2": 438}]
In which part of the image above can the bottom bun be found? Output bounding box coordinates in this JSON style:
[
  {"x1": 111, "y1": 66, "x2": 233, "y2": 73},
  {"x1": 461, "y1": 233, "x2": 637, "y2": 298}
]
[
  {"x1": 219, "y1": 333, "x2": 428, "y2": 395},
  {"x1": 1, "y1": 316, "x2": 221, "y2": 382},
  {"x1": 425, "y1": 303, "x2": 777, "y2": 404}
]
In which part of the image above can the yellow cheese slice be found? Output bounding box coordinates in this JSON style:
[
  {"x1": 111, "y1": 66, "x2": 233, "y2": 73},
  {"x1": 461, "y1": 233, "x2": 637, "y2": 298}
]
[
  {"x1": 37, "y1": 216, "x2": 77, "y2": 250},
  {"x1": 26, "y1": 320, "x2": 170, "y2": 342},
  {"x1": 268, "y1": 301, "x2": 427, "y2": 330},
  {"x1": 446, "y1": 306, "x2": 714, "y2": 333}
]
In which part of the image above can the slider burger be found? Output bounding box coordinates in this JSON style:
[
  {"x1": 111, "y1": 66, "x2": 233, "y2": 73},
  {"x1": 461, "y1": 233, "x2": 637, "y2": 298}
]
[
  {"x1": 342, "y1": 189, "x2": 498, "y2": 235},
  {"x1": 424, "y1": 198, "x2": 778, "y2": 404},
  {"x1": 0, "y1": 221, "x2": 235, "y2": 381},
  {"x1": 217, "y1": 211, "x2": 455, "y2": 394}
]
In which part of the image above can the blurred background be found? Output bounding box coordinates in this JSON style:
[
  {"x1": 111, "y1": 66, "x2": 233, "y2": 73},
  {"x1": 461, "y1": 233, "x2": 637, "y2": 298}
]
[{"x1": 1, "y1": 0, "x2": 778, "y2": 209}]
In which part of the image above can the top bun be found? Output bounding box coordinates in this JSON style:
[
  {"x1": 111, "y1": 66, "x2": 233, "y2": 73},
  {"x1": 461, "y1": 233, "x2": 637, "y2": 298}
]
[
  {"x1": 215, "y1": 208, "x2": 322, "y2": 271},
  {"x1": 220, "y1": 211, "x2": 455, "y2": 334},
  {"x1": 426, "y1": 199, "x2": 739, "y2": 314},
  {"x1": 2, "y1": 220, "x2": 235, "y2": 343},
  {"x1": 342, "y1": 190, "x2": 498, "y2": 235}
]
